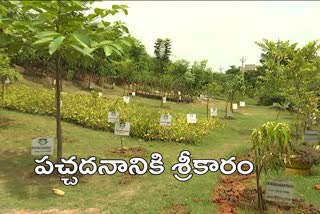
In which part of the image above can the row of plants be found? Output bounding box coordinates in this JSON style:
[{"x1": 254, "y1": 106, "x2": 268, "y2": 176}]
[{"x1": 1, "y1": 85, "x2": 221, "y2": 143}]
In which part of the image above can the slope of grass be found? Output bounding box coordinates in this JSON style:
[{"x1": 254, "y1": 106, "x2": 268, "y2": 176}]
[{"x1": 0, "y1": 76, "x2": 319, "y2": 213}]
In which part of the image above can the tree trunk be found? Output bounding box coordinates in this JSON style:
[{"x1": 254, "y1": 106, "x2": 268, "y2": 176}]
[
  {"x1": 55, "y1": 53, "x2": 63, "y2": 163},
  {"x1": 60, "y1": 79, "x2": 63, "y2": 92},
  {"x1": 2, "y1": 82, "x2": 5, "y2": 103},
  {"x1": 206, "y1": 98, "x2": 209, "y2": 120},
  {"x1": 123, "y1": 83, "x2": 126, "y2": 96},
  {"x1": 256, "y1": 150, "x2": 267, "y2": 211},
  {"x1": 230, "y1": 92, "x2": 235, "y2": 113}
]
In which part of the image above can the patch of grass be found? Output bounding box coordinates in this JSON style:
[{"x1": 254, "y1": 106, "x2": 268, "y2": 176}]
[{"x1": 0, "y1": 88, "x2": 318, "y2": 213}]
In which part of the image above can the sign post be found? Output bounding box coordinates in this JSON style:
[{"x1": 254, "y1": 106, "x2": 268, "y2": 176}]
[
  {"x1": 187, "y1": 113, "x2": 197, "y2": 124},
  {"x1": 114, "y1": 122, "x2": 130, "y2": 149},
  {"x1": 32, "y1": 137, "x2": 54, "y2": 156},
  {"x1": 210, "y1": 107, "x2": 218, "y2": 117},
  {"x1": 160, "y1": 114, "x2": 172, "y2": 126},
  {"x1": 266, "y1": 180, "x2": 294, "y2": 204}
]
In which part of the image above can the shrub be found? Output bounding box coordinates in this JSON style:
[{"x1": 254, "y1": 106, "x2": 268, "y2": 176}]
[{"x1": 1, "y1": 85, "x2": 221, "y2": 143}]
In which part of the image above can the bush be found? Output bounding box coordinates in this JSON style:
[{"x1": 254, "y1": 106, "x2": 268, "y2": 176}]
[
  {"x1": 65, "y1": 70, "x2": 75, "y2": 81},
  {"x1": 1, "y1": 85, "x2": 221, "y2": 143}
]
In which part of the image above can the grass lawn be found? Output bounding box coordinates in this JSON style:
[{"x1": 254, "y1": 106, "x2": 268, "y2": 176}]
[{"x1": 0, "y1": 81, "x2": 319, "y2": 213}]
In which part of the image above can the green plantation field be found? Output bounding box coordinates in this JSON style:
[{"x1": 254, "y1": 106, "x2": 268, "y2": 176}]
[{"x1": 1, "y1": 80, "x2": 319, "y2": 213}]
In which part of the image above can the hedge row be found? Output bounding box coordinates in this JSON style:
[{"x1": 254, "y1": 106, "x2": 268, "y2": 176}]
[{"x1": 1, "y1": 85, "x2": 221, "y2": 143}]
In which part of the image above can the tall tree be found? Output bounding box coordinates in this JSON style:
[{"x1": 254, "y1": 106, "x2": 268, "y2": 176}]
[
  {"x1": 154, "y1": 38, "x2": 172, "y2": 106},
  {"x1": 1, "y1": 1, "x2": 131, "y2": 162}
]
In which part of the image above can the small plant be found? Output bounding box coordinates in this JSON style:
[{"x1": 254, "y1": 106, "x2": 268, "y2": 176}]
[{"x1": 251, "y1": 122, "x2": 291, "y2": 211}]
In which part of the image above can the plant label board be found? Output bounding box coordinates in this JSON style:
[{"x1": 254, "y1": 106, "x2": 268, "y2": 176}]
[
  {"x1": 210, "y1": 107, "x2": 218, "y2": 116},
  {"x1": 114, "y1": 122, "x2": 130, "y2": 136},
  {"x1": 32, "y1": 137, "x2": 54, "y2": 156},
  {"x1": 162, "y1": 96, "x2": 167, "y2": 103},
  {"x1": 160, "y1": 114, "x2": 172, "y2": 126},
  {"x1": 132, "y1": 92, "x2": 136, "y2": 96},
  {"x1": 108, "y1": 111, "x2": 119, "y2": 123},
  {"x1": 123, "y1": 96, "x2": 130, "y2": 104},
  {"x1": 187, "y1": 113, "x2": 197, "y2": 124},
  {"x1": 4, "y1": 78, "x2": 10, "y2": 84},
  {"x1": 227, "y1": 111, "x2": 232, "y2": 117},
  {"x1": 232, "y1": 103, "x2": 238, "y2": 110},
  {"x1": 265, "y1": 180, "x2": 294, "y2": 204},
  {"x1": 240, "y1": 101, "x2": 245, "y2": 107}
]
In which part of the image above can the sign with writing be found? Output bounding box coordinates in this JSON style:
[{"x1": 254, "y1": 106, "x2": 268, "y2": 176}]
[
  {"x1": 160, "y1": 114, "x2": 172, "y2": 126},
  {"x1": 4, "y1": 78, "x2": 10, "y2": 84},
  {"x1": 210, "y1": 107, "x2": 218, "y2": 116},
  {"x1": 227, "y1": 111, "x2": 232, "y2": 117},
  {"x1": 132, "y1": 92, "x2": 136, "y2": 96},
  {"x1": 266, "y1": 180, "x2": 294, "y2": 204},
  {"x1": 108, "y1": 111, "x2": 119, "y2": 123},
  {"x1": 123, "y1": 96, "x2": 130, "y2": 104},
  {"x1": 32, "y1": 137, "x2": 54, "y2": 156},
  {"x1": 232, "y1": 103, "x2": 238, "y2": 110},
  {"x1": 240, "y1": 101, "x2": 245, "y2": 107},
  {"x1": 187, "y1": 113, "x2": 197, "y2": 124},
  {"x1": 114, "y1": 122, "x2": 130, "y2": 136},
  {"x1": 162, "y1": 96, "x2": 167, "y2": 103}
]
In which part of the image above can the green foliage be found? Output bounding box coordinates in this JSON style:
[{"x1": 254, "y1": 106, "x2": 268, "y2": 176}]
[
  {"x1": 65, "y1": 70, "x2": 75, "y2": 81},
  {"x1": 256, "y1": 39, "x2": 320, "y2": 142},
  {"x1": 1, "y1": 85, "x2": 221, "y2": 143},
  {"x1": 0, "y1": 52, "x2": 21, "y2": 83}
]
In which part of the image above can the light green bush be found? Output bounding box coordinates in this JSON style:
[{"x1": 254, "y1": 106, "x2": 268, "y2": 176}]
[{"x1": 2, "y1": 85, "x2": 221, "y2": 143}]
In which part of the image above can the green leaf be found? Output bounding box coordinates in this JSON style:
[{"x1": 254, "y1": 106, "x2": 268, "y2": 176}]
[
  {"x1": 72, "y1": 33, "x2": 90, "y2": 48},
  {"x1": 49, "y1": 36, "x2": 65, "y2": 55},
  {"x1": 103, "y1": 45, "x2": 112, "y2": 57},
  {"x1": 70, "y1": 44, "x2": 94, "y2": 58},
  {"x1": 119, "y1": 39, "x2": 131, "y2": 47},
  {"x1": 33, "y1": 37, "x2": 54, "y2": 46},
  {"x1": 94, "y1": 8, "x2": 104, "y2": 16},
  {"x1": 35, "y1": 31, "x2": 60, "y2": 39}
]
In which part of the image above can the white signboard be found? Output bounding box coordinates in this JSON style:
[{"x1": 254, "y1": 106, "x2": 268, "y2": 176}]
[
  {"x1": 123, "y1": 96, "x2": 130, "y2": 104},
  {"x1": 210, "y1": 107, "x2": 218, "y2": 116},
  {"x1": 132, "y1": 92, "x2": 136, "y2": 96},
  {"x1": 187, "y1": 113, "x2": 197, "y2": 124},
  {"x1": 160, "y1": 114, "x2": 172, "y2": 126},
  {"x1": 227, "y1": 111, "x2": 232, "y2": 117},
  {"x1": 162, "y1": 96, "x2": 167, "y2": 103},
  {"x1": 232, "y1": 103, "x2": 238, "y2": 110},
  {"x1": 266, "y1": 180, "x2": 294, "y2": 204},
  {"x1": 114, "y1": 122, "x2": 130, "y2": 136},
  {"x1": 32, "y1": 137, "x2": 54, "y2": 156},
  {"x1": 240, "y1": 101, "x2": 245, "y2": 107},
  {"x1": 108, "y1": 111, "x2": 119, "y2": 123},
  {"x1": 4, "y1": 78, "x2": 10, "y2": 84}
]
